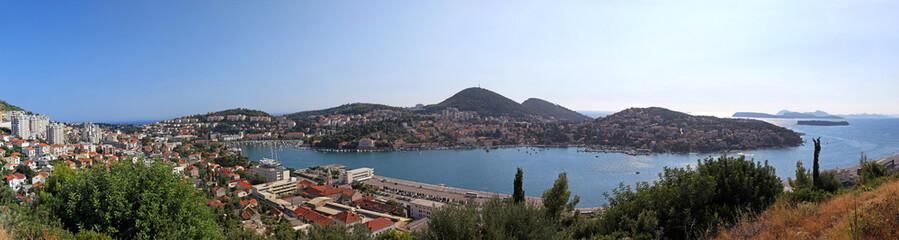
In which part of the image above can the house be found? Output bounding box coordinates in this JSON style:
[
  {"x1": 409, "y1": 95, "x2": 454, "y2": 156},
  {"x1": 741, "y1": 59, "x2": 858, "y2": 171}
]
[
  {"x1": 363, "y1": 217, "x2": 396, "y2": 236},
  {"x1": 332, "y1": 211, "x2": 363, "y2": 225},
  {"x1": 232, "y1": 189, "x2": 248, "y2": 198},
  {"x1": 236, "y1": 181, "x2": 253, "y2": 191},
  {"x1": 226, "y1": 179, "x2": 247, "y2": 188},
  {"x1": 212, "y1": 186, "x2": 226, "y2": 197},
  {"x1": 409, "y1": 198, "x2": 446, "y2": 220},
  {"x1": 358, "y1": 138, "x2": 376, "y2": 149},
  {"x1": 31, "y1": 172, "x2": 50, "y2": 184},
  {"x1": 184, "y1": 165, "x2": 199, "y2": 177},
  {"x1": 293, "y1": 206, "x2": 330, "y2": 226},
  {"x1": 3, "y1": 163, "x2": 15, "y2": 171},
  {"x1": 4, "y1": 174, "x2": 26, "y2": 192},
  {"x1": 239, "y1": 199, "x2": 258, "y2": 208},
  {"x1": 21, "y1": 160, "x2": 36, "y2": 170},
  {"x1": 238, "y1": 207, "x2": 261, "y2": 221}
]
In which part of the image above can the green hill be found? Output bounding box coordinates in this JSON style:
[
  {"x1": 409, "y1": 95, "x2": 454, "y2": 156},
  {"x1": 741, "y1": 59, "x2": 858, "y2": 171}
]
[
  {"x1": 188, "y1": 108, "x2": 271, "y2": 120},
  {"x1": 425, "y1": 87, "x2": 537, "y2": 118},
  {"x1": 0, "y1": 99, "x2": 24, "y2": 112},
  {"x1": 522, "y1": 98, "x2": 592, "y2": 122},
  {"x1": 284, "y1": 103, "x2": 407, "y2": 120}
]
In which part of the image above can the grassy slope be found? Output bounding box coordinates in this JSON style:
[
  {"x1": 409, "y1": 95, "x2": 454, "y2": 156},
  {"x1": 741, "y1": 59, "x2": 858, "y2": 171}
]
[
  {"x1": 0, "y1": 99, "x2": 24, "y2": 112},
  {"x1": 715, "y1": 176, "x2": 899, "y2": 239}
]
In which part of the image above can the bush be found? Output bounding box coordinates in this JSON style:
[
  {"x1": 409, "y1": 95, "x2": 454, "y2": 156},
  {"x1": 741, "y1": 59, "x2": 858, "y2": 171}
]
[
  {"x1": 597, "y1": 155, "x2": 782, "y2": 239},
  {"x1": 46, "y1": 161, "x2": 221, "y2": 239}
]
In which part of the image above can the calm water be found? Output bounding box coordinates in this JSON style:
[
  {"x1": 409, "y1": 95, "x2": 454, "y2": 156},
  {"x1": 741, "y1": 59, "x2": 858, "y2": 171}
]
[{"x1": 242, "y1": 118, "x2": 899, "y2": 207}]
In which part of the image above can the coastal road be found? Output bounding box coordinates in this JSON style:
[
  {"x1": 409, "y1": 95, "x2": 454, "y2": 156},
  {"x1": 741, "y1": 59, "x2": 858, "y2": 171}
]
[{"x1": 364, "y1": 175, "x2": 543, "y2": 206}]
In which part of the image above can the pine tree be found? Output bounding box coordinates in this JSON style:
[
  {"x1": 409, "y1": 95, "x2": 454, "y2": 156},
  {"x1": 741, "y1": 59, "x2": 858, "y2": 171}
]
[
  {"x1": 513, "y1": 167, "x2": 525, "y2": 204},
  {"x1": 812, "y1": 137, "x2": 822, "y2": 189}
]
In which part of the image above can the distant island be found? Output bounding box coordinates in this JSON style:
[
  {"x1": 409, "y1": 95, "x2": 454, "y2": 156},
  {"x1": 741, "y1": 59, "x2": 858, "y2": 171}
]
[
  {"x1": 797, "y1": 120, "x2": 849, "y2": 126},
  {"x1": 733, "y1": 110, "x2": 844, "y2": 119}
]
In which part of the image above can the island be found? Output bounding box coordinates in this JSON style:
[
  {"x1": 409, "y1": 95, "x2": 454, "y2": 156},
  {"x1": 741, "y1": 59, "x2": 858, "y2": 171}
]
[{"x1": 797, "y1": 120, "x2": 850, "y2": 126}]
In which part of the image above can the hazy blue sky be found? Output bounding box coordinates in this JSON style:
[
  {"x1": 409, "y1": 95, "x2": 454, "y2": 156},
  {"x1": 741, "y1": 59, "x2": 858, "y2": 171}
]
[{"x1": 2, "y1": 1, "x2": 897, "y2": 122}]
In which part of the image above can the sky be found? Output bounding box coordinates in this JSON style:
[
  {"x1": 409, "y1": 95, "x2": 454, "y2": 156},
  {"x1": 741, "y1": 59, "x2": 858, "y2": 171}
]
[{"x1": 1, "y1": 1, "x2": 898, "y2": 123}]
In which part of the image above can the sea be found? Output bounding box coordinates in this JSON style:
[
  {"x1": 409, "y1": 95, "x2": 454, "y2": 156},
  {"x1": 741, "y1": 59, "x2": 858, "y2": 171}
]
[{"x1": 241, "y1": 118, "x2": 899, "y2": 207}]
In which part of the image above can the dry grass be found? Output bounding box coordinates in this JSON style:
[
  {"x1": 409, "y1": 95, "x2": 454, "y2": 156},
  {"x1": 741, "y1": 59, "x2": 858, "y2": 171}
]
[{"x1": 714, "y1": 179, "x2": 899, "y2": 240}]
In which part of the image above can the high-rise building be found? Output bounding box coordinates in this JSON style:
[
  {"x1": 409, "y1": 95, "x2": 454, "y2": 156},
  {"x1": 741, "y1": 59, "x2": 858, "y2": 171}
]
[
  {"x1": 11, "y1": 113, "x2": 29, "y2": 139},
  {"x1": 82, "y1": 122, "x2": 101, "y2": 144},
  {"x1": 29, "y1": 114, "x2": 49, "y2": 139},
  {"x1": 47, "y1": 123, "x2": 65, "y2": 145}
]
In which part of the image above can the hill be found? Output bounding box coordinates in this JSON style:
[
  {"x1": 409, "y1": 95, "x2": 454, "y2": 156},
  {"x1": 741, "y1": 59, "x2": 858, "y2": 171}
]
[
  {"x1": 0, "y1": 99, "x2": 24, "y2": 112},
  {"x1": 521, "y1": 98, "x2": 592, "y2": 122},
  {"x1": 195, "y1": 108, "x2": 270, "y2": 119},
  {"x1": 716, "y1": 174, "x2": 899, "y2": 239},
  {"x1": 425, "y1": 87, "x2": 536, "y2": 118},
  {"x1": 582, "y1": 107, "x2": 803, "y2": 153},
  {"x1": 284, "y1": 103, "x2": 408, "y2": 120}
]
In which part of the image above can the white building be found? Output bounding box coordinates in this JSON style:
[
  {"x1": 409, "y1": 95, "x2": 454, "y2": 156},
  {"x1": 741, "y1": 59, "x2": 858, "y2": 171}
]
[
  {"x1": 409, "y1": 198, "x2": 446, "y2": 220},
  {"x1": 340, "y1": 167, "x2": 373, "y2": 184},
  {"x1": 82, "y1": 123, "x2": 101, "y2": 144},
  {"x1": 47, "y1": 123, "x2": 65, "y2": 145},
  {"x1": 249, "y1": 158, "x2": 290, "y2": 182}
]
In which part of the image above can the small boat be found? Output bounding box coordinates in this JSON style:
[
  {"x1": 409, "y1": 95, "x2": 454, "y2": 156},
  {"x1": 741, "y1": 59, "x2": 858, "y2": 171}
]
[{"x1": 636, "y1": 171, "x2": 640, "y2": 174}]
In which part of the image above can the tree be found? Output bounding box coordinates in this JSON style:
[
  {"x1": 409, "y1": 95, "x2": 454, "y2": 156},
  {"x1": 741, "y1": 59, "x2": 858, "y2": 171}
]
[
  {"x1": 792, "y1": 161, "x2": 811, "y2": 189},
  {"x1": 213, "y1": 155, "x2": 249, "y2": 167},
  {"x1": 812, "y1": 137, "x2": 822, "y2": 189},
  {"x1": 542, "y1": 172, "x2": 579, "y2": 220},
  {"x1": 46, "y1": 161, "x2": 221, "y2": 239},
  {"x1": 513, "y1": 167, "x2": 524, "y2": 204},
  {"x1": 859, "y1": 152, "x2": 890, "y2": 185},
  {"x1": 15, "y1": 165, "x2": 35, "y2": 179},
  {"x1": 421, "y1": 200, "x2": 481, "y2": 240},
  {"x1": 598, "y1": 155, "x2": 781, "y2": 239},
  {"x1": 249, "y1": 173, "x2": 268, "y2": 185}
]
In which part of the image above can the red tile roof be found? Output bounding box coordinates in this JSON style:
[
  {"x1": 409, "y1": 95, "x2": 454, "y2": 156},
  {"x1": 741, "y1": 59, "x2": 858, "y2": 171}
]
[
  {"x1": 364, "y1": 217, "x2": 394, "y2": 231},
  {"x1": 293, "y1": 206, "x2": 330, "y2": 226},
  {"x1": 333, "y1": 211, "x2": 362, "y2": 224}
]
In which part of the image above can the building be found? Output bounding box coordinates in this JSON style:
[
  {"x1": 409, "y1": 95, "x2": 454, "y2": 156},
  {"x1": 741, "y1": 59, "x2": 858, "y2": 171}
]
[
  {"x1": 226, "y1": 115, "x2": 246, "y2": 121},
  {"x1": 340, "y1": 167, "x2": 373, "y2": 184},
  {"x1": 249, "y1": 158, "x2": 290, "y2": 182},
  {"x1": 206, "y1": 116, "x2": 224, "y2": 122},
  {"x1": 358, "y1": 138, "x2": 376, "y2": 149},
  {"x1": 10, "y1": 114, "x2": 29, "y2": 139},
  {"x1": 29, "y1": 115, "x2": 49, "y2": 139},
  {"x1": 249, "y1": 116, "x2": 271, "y2": 122},
  {"x1": 251, "y1": 178, "x2": 300, "y2": 201},
  {"x1": 82, "y1": 123, "x2": 101, "y2": 144},
  {"x1": 363, "y1": 217, "x2": 396, "y2": 236},
  {"x1": 409, "y1": 198, "x2": 446, "y2": 220},
  {"x1": 46, "y1": 123, "x2": 65, "y2": 145}
]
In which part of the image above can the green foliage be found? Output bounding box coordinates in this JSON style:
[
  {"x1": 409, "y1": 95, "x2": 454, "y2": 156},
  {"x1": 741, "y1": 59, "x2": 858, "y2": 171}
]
[
  {"x1": 783, "y1": 188, "x2": 834, "y2": 203},
  {"x1": 285, "y1": 103, "x2": 407, "y2": 120},
  {"x1": 249, "y1": 173, "x2": 268, "y2": 185},
  {"x1": 480, "y1": 198, "x2": 556, "y2": 239},
  {"x1": 198, "y1": 108, "x2": 271, "y2": 119},
  {"x1": 542, "y1": 172, "x2": 579, "y2": 220},
  {"x1": 522, "y1": 98, "x2": 593, "y2": 122},
  {"x1": 0, "y1": 183, "x2": 15, "y2": 205},
  {"x1": 858, "y1": 152, "x2": 891, "y2": 186},
  {"x1": 213, "y1": 155, "x2": 249, "y2": 167},
  {"x1": 352, "y1": 182, "x2": 379, "y2": 193},
  {"x1": 75, "y1": 230, "x2": 114, "y2": 240},
  {"x1": 425, "y1": 87, "x2": 538, "y2": 118},
  {"x1": 0, "y1": 99, "x2": 25, "y2": 112},
  {"x1": 791, "y1": 161, "x2": 812, "y2": 190},
  {"x1": 598, "y1": 155, "x2": 781, "y2": 239},
  {"x1": 813, "y1": 137, "x2": 822, "y2": 189},
  {"x1": 818, "y1": 172, "x2": 842, "y2": 193},
  {"x1": 420, "y1": 201, "x2": 481, "y2": 240},
  {"x1": 513, "y1": 167, "x2": 524, "y2": 204},
  {"x1": 375, "y1": 229, "x2": 413, "y2": 240},
  {"x1": 14, "y1": 165, "x2": 35, "y2": 179},
  {"x1": 306, "y1": 223, "x2": 371, "y2": 240},
  {"x1": 46, "y1": 161, "x2": 221, "y2": 239}
]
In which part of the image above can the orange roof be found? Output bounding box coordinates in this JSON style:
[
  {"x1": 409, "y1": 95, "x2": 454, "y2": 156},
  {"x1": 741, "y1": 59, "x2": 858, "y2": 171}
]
[
  {"x1": 364, "y1": 217, "x2": 394, "y2": 231},
  {"x1": 293, "y1": 206, "x2": 330, "y2": 226},
  {"x1": 237, "y1": 182, "x2": 253, "y2": 190},
  {"x1": 333, "y1": 211, "x2": 362, "y2": 224}
]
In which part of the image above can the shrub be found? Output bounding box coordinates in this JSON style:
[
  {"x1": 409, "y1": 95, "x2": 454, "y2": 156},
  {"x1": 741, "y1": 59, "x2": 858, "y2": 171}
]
[{"x1": 598, "y1": 155, "x2": 782, "y2": 239}]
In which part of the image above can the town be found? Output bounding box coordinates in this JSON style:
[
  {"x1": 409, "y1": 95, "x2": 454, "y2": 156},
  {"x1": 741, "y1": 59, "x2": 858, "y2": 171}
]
[{"x1": 0, "y1": 109, "x2": 543, "y2": 237}]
